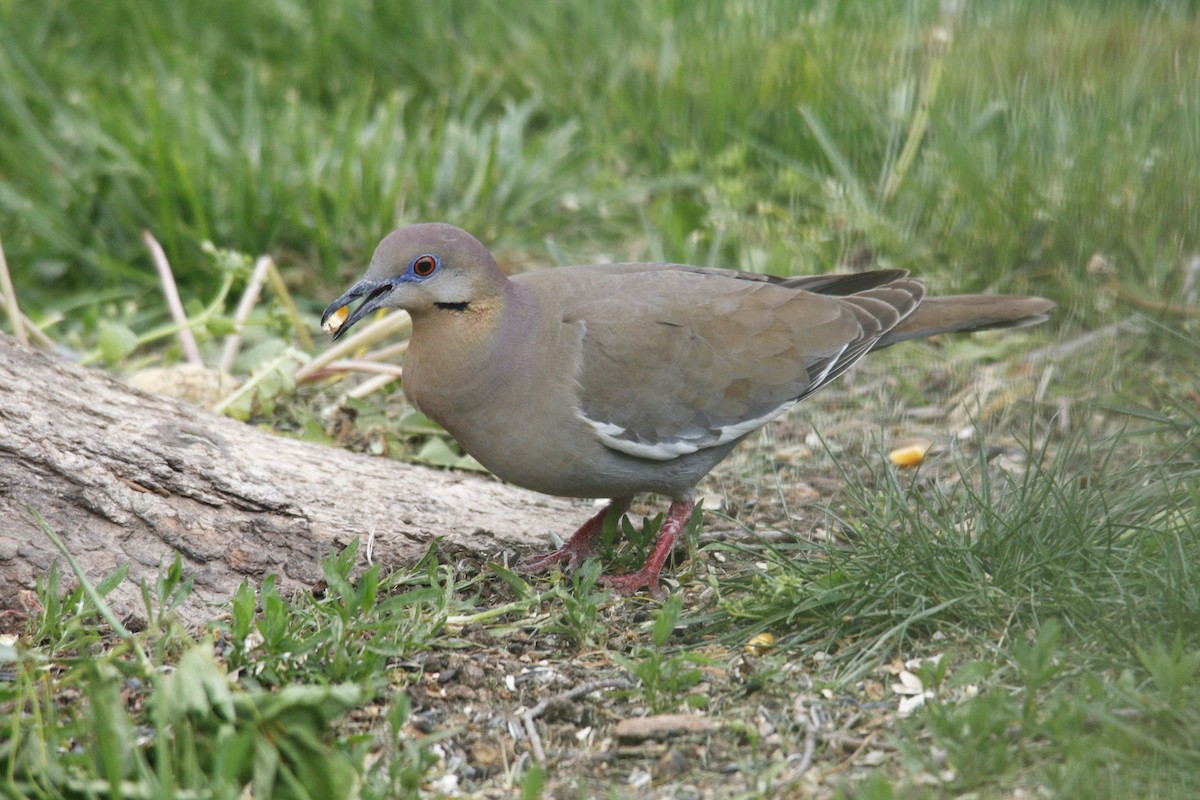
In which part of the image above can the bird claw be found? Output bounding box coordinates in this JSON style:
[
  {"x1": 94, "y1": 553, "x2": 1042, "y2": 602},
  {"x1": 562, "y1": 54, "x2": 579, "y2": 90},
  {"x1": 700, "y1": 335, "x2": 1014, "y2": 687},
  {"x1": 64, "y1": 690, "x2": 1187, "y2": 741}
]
[
  {"x1": 517, "y1": 544, "x2": 590, "y2": 575},
  {"x1": 518, "y1": 498, "x2": 633, "y2": 576},
  {"x1": 596, "y1": 498, "x2": 693, "y2": 598},
  {"x1": 598, "y1": 568, "x2": 665, "y2": 599}
]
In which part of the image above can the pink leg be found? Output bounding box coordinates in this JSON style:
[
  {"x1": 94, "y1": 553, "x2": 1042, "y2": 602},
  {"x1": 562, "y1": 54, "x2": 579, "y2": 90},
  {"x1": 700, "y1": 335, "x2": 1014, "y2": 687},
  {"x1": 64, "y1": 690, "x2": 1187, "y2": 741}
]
[
  {"x1": 598, "y1": 499, "x2": 696, "y2": 598},
  {"x1": 519, "y1": 497, "x2": 633, "y2": 574}
]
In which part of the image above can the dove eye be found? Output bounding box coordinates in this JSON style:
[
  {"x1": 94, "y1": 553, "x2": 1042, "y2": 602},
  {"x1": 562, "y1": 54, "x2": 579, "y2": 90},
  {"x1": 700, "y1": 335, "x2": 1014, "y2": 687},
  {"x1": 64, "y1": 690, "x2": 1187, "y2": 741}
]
[{"x1": 411, "y1": 254, "x2": 439, "y2": 278}]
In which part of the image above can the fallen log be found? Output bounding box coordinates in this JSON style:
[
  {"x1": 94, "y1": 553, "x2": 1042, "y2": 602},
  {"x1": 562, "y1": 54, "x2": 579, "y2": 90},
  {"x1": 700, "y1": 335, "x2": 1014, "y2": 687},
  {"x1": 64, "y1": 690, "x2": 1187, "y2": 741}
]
[{"x1": 0, "y1": 334, "x2": 576, "y2": 627}]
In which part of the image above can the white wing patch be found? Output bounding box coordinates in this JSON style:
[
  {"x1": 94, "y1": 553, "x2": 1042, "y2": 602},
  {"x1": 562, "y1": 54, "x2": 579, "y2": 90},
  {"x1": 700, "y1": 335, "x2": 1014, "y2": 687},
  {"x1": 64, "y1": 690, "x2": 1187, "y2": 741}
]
[
  {"x1": 808, "y1": 343, "x2": 849, "y2": 388},
  {"x1": 578, "y1": 399, "x2": 799, "y2": 461}
]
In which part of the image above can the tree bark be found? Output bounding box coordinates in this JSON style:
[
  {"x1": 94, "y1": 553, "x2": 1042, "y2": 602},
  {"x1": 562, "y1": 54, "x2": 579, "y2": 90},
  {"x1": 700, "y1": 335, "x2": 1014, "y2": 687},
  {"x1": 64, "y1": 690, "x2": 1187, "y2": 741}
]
[{"x1": 0, "y1": 334, "x2": 578, "y2": 627}]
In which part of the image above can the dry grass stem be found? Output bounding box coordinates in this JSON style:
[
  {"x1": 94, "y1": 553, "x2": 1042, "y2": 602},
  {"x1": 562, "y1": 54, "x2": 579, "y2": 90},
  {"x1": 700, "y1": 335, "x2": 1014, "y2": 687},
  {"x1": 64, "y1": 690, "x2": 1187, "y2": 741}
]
[
  {"x1": 142, "y1": 230, "x2": 203, "y2": 365},
  {"x1": 17, "y1": 311, "x2": 56, "y2": 349},
  {"x1": 0, "y1": 235, "x2": 26, "y2": 345},
  {"x1": 218, "y1": 255, "x2": 274, "y2": 374},
  {"x1": 316, "y1": 360, "x2": 404, "y2": 378},
  {"x1": 357, "y1": 341, "x2": 409, "y2": 363},
  {"x1": 347, "y1": 371, "x2": 402, "y2": 399},
  {"x1": 295, "y1": 311, "x2": 412, "y2": 383},
  {"x1": 266, "y1": 261, "x2": 313, "y2": 350},
  {"x1": 522, "y1": 678, "x2": 634, "y2": 763}
]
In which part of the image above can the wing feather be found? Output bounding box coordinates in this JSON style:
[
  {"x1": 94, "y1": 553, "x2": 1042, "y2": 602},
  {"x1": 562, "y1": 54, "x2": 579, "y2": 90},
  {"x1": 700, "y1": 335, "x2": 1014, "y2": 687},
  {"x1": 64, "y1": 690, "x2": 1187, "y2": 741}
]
[{"x1": 520, "y1": 264, "x2": 923, "y2": 461}]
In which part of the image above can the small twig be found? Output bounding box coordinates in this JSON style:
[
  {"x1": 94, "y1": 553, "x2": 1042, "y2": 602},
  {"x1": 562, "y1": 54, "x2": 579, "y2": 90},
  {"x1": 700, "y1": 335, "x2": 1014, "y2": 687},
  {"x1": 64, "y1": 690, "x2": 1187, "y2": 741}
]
[
  {"x1": 143, "y1": 230, "x2": 203, "y2": 366},
  {"x1": 788, "y1": 718, "x2": 819, "y2": 780},
  {"x1": 815, "y1": 731, "x2": 884, "y2": 779},
  {"x1": 820, "y1": 742, "x2": 866, "y2": 778},
  {"x1": 295, "y1": 311, "x2": 412, "y2": 383},
  {"x1": 299, "y1": 343, "x2": 408, "y2": 397},
  {"x1": 358, "y1": 341, "x2": 409, "y2": 363},
  {"x1": 0, "y1": 234, "x2": 26, "y2": 345},
  {"x1": 300, "y1": 340, "x2": 407, "y2": 386},
  {"x1": 821, "y1": 732, "x2": 892, "y2": 754},
  {"x1": 347, "y1": 371, "x2": 403, "y2": 399},
  {"x1": 697, "y1": 527, "x2": 796, "y2": 546},
  {"x1": 18, "y1": 311, "x2": 56, "y2": 349},
  {"x1": 1101, "y1": 275, "x2": 1200, "y2": 318},
  {"x1": 314, "y1": 360, "x2": 404, "y2": 378},
  {"x1": 265, "y1": 260, "x2": 313, "y2": 350},
  {"x1": 522, "y1": 678, "x2": 633, "y2": 763},
  {"x1": 770, "y1": 705, "x2": 824, "y2": 791},
  {"x1": 218, "y1": 255, "x2": 274, "y2": 375}
]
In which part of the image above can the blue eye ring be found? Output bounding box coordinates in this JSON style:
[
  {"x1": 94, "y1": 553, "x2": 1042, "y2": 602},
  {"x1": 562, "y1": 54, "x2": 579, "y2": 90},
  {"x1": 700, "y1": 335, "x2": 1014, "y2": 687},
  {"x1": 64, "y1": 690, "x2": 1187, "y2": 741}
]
[{"x1": 411, "y1": 254, "x2": 439, "y2": 278}]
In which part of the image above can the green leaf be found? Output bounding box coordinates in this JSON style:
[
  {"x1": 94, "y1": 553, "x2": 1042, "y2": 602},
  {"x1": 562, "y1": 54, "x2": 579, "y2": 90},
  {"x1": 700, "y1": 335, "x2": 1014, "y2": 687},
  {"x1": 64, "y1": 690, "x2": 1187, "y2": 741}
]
[
  {"x1": 397, "y1": 409, "x2": 446, "y2": 433},
  {"x1": 652, "y1": 594, "x2": 683, "y2": 647},
  {"x1": 247, "y1": 683, "x2": 364, "y2": 725},
  {"x1": 224, "y1": 388, "x2": 254, "y2": 421},
  {"x1": 415, "y1": 436, "x2": 462, "y2": 467},
  {"x1": 98, "y1": 320, "x2": 138, "y2": 364},
  {"x1": 253, "y1": 735, "x2": 281, "y2": 799},
  {"x1": 160, "y1": 645, "x2": 236, "y2": 723},
  {"x1": 235, "y1": 338, "x2": 288, "y2": 373},
  {"x1": 453, "y1": 453, "x2": 488, "y2": 472},
  {"x1": 95, "y1": 561, "x2": 131, "y2": 596},
  {"x1": 231, "y1": 581, "x2": 256, "y2": 642},
  {"x1": 948, "y1": 660, "x2": 995, "y2": 688},
  {"x1": 521, "y1": 763, "x2": 546, "y2": 800},
  {"x1": 205, "y1": 315, "x2": 238, "y2": 337}
]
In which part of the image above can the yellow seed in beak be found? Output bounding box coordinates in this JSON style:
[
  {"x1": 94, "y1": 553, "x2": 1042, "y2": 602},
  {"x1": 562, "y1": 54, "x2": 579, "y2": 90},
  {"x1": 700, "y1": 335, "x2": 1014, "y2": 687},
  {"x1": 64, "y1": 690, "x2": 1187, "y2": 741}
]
[{"x1": 323, "y1": 305, "x2": 349, "y2": 334}]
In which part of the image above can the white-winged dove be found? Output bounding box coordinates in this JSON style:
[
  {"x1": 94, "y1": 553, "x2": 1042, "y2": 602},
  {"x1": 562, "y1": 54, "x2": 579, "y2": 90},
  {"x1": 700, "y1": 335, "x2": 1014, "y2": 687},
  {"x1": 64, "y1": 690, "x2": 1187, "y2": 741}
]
[{"x1": 323, "y1": 224, "x2": 1053, "y2": 596}]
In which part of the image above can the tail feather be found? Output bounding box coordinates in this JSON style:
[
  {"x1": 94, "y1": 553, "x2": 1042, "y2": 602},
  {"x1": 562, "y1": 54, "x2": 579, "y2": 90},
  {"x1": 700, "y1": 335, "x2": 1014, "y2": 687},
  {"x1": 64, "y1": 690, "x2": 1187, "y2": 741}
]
[{"x1": 873, "y1": 294, "x2": 1055, "y2": 350}]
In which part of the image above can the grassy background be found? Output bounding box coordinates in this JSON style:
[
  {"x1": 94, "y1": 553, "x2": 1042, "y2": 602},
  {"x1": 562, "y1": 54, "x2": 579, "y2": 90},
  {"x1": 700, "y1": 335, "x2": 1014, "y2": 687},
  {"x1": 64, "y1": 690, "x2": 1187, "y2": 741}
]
[
  {"x1": 2, "y1": 0, "x2": 1198, "y2": 798},
  {"x1": 5, "y1": 1, "x2": 1198, "y2": 317}
]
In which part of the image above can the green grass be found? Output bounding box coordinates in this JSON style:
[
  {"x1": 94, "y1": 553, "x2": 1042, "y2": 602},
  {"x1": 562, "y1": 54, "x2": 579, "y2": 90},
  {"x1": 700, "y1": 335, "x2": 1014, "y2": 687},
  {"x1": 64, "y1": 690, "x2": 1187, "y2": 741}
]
[
  {"x1": 717, "y1": 412, "x2": 1200, "y2": 671},
  {"x1": 4, "y1": 395, "x2": 1196, "y2": 797},
  {"x1": 2, "y1": 542, "x2": 451, "y2": 799},
  {"x1": 3, "y1": 1, "x2": 1198, "y2": 320},
  {"x1": 2, "y1": 0, "x2": 1200, "y2": 797},
  {"x1": 708, "y1": 383, "x2": 1200, "y2": 795}
]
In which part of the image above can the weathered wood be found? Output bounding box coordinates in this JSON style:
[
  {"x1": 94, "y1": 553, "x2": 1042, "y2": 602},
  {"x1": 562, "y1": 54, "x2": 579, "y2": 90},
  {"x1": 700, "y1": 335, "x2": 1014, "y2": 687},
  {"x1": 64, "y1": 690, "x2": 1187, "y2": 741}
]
[{"x1": 0, "y1": 334, "x2": 579, "y2": 626}]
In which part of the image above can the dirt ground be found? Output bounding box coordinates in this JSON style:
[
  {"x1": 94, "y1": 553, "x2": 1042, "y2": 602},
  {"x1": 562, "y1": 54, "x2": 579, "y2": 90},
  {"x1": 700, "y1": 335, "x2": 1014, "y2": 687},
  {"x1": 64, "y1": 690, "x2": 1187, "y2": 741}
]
[{"x1": 356, "y1": 358, "x2": 1051, "y2": 798}]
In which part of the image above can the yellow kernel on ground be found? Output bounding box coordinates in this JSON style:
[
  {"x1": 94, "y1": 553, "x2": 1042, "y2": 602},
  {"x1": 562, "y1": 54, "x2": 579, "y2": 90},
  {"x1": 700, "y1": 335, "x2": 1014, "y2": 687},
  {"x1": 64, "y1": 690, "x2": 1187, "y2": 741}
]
[
  {"x1": 744, "y1": 632, "x2": 776, "y2": 656},
  {"x1": 888, "y1": 441, "x2": 932, "y2": 468},
  {"x1": 323, "y1": 305, "x2": 349, "y2": 334}
]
